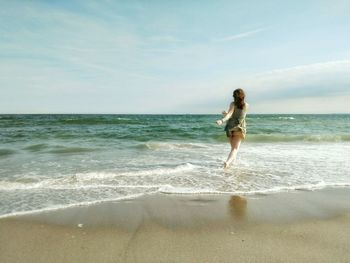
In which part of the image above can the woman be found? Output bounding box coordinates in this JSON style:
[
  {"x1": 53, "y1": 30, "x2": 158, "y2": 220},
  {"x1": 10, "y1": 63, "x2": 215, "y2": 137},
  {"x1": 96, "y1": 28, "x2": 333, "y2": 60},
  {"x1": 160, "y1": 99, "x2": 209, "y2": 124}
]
[{"x1": 216, "y1": 89, "x2": 248, "y2": 169}]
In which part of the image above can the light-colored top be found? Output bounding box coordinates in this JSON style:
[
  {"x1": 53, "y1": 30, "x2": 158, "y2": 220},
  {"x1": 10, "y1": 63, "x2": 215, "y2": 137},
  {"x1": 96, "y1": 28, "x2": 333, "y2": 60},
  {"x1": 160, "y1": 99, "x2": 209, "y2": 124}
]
[{"x1": 222, "y1": 102, "x2": 248, "y2": 135}]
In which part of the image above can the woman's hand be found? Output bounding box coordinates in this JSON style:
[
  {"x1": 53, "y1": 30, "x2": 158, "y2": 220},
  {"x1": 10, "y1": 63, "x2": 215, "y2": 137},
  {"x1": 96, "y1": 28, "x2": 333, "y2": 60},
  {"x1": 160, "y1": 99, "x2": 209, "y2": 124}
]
[{"x1": 216, "y1": 119, "x2": 223, "y2": 126}]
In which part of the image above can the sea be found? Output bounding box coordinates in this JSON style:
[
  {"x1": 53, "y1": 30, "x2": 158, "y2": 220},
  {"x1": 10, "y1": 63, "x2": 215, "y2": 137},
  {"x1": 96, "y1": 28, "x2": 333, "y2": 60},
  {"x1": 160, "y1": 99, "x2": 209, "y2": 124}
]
[{"x1": 0, "y1": 114, "x2": 350, "y2": 218}]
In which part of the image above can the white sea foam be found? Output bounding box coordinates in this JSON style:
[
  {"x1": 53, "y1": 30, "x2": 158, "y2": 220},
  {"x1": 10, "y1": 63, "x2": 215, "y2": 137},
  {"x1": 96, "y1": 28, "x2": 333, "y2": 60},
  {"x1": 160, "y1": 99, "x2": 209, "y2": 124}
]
[
  {"x1": 0, "y1": 181, "x2": 166, "y2": 191},
  {"x1": 75, "y1": 163, "x2": 199, "y2": 181},
  {"x1": 0, "y1": 193, "x2": 147, "y2": 219},
  {"x1": 0, "y1": 163, "x2": 199, "y2": 191},
  {"x1": 159, "y1": 183, "x2": 350, "y2": 195},
  {"x1": 1, "y1": 142, "x2": 349, "y2": 218},
  {"x1": 159, "y1": 185, "x2": 216, "y2": 194},
  {"x1": 140, "y1": 142, "x2": 209, "y2": 150},
  {"x1": 278, "y1": 116, "x2": 295, "y2": 120}
]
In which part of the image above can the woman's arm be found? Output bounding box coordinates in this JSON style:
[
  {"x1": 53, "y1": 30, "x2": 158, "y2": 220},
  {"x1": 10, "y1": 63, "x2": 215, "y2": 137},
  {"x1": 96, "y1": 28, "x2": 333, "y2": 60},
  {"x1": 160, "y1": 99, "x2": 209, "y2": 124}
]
[{"x1": 216, "y1": 103, "x2": 234, "y2": 125}]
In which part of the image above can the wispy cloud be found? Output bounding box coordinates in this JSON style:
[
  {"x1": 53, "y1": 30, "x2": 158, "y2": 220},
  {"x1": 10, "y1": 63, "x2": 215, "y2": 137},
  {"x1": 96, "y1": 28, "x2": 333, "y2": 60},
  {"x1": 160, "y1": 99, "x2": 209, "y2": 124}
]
[
  {"x1": 245, "y1": 60, "x2": 350, "y2": 94},
  {"x1": 252, "y1": 94, "x2": 350, "y2": 114},
  {"x1": 212, "y1": 27, "x2": 267, "y2": 42},
  {"x1": 227, "y1": 60, "x2": 350, "y2": 110},
  {"x1": 191, "y1": 60, "x2": 350, "y2": 114},
  {"x1": 1, "y1": 1, "x2": 349, "y2": 114}
]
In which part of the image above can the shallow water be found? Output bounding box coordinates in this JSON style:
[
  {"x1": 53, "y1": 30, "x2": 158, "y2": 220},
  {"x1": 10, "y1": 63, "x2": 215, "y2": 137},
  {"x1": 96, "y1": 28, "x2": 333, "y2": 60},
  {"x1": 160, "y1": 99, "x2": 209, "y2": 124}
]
[{"x1": 0, "y1": 114, "x2": 349, "y2": 217}]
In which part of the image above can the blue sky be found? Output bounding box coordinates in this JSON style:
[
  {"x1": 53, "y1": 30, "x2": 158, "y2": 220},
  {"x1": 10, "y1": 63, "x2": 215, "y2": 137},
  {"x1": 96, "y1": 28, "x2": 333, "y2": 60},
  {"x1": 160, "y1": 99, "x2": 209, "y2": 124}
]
[{"x1": 0, "y1": 0, "x2": 349, "y2": 114}]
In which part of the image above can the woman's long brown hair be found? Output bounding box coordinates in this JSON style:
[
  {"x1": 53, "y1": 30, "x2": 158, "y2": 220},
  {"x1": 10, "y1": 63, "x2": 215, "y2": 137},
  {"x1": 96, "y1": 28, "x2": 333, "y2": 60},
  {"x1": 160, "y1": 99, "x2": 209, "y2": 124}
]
[{"x1": 233, "y1": 89, "x2": 246, "y2": 110}]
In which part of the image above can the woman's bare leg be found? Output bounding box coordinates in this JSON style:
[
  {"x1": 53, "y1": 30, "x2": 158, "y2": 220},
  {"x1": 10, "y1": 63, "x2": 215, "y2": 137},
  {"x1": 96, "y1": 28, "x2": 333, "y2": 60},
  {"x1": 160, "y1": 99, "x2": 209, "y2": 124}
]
[{"x1": 224, "y1": 135, "x2": 242, "y2": 168}]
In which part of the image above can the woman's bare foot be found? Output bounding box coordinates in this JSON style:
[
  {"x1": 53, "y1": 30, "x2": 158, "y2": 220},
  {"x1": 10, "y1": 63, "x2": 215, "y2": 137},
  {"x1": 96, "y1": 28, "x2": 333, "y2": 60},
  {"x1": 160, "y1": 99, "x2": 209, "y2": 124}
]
[{"x1": 224, "y1": 161, "x2": 229, "y2": 169}]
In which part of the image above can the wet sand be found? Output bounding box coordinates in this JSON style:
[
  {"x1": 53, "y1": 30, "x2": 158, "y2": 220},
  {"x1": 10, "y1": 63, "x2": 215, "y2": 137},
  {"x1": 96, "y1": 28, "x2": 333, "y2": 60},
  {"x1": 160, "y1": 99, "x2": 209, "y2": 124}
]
[{"x1": 1, "y1": 187, "x2": 350, "y2": 263}]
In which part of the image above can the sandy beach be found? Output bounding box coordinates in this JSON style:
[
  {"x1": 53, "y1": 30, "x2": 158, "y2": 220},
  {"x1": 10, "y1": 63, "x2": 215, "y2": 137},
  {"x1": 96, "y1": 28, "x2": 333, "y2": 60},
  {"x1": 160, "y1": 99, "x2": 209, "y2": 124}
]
[
  {"x1": 2, "y1": 0, "x2": 350, "y2": 261},
  {"x1": 1, "y1": 187, "x2": 350, "y2": 263}
]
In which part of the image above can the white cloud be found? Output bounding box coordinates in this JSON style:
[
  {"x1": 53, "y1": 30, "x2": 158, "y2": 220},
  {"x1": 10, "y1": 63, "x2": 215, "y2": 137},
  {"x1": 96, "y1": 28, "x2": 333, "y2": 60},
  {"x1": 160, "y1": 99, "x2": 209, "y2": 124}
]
[
  {"x1": 252, "y1": 94, "x2": 350, "y2": 114},
  {"x1": 1, "y1": 2, "x2": 349, "y2": 114},
  {"x1": 235, "y1": 60, "x2": 350, "y2": 97},
  {"x1": 191, "y1": 60, "x2": 350, "y2": 114},
  {"x1": 212, "y1": 27, "x2": 267, "y2": 42}
]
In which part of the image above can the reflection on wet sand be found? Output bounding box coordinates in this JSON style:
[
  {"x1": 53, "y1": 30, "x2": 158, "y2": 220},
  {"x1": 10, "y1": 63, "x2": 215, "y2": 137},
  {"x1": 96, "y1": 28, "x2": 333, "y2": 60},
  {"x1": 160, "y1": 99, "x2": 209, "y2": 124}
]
[{"x1": 229, "y1": 195, "x2": 247, "y2": 221}]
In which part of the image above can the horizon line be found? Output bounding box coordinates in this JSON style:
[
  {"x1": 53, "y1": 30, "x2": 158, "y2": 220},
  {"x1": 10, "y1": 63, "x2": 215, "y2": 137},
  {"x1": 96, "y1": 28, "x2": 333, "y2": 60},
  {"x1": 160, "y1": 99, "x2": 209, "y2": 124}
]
[{"x1": 1, "y1": 113, "x2": 349, "y2": 115}]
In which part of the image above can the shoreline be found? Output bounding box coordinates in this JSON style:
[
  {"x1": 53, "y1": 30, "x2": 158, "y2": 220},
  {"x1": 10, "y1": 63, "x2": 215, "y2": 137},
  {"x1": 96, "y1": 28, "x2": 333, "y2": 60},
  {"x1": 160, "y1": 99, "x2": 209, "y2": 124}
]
[
  {"x1": 2, "y1": 184, "x2": 350, "y2": 222},
  {"x1": 1, "y1": 187, "x2": 350, "y2": 262},
  {"x1": 2, "y1": 186, "x2": 350, "y2": 225}
]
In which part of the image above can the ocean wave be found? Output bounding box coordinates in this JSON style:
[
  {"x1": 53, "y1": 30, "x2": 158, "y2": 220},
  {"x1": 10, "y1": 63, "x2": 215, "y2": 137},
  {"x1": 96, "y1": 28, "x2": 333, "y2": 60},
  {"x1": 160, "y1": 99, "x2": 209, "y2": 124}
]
[
  {"x1": 159, "y1": 185, "x2": 216, "y2": 194},
  {"x1": 0, "y1": 149, "x2": 16, "y2": 157},
  {"x1": 245, "y1": 134, "x2": 350, "y2": 143},
  {"x1": 0, "y1": 180, "x2": 164, "y2": 191},
  {"x1": 21, "y1": 144, "x2": 99, "y2": 154},
  {"x1": 2, "y1": 172, "x2": 349, "y2": 194},
  {"x1": 23, "y1": 143, "x2": 49, "y2": 152},
  {"x1": 48, "y1": 146, "x2": 98, "y2": 154},
  {"x1": 278, "y1": 116, "x2": 295, "y2": 120},
  {"x1": 75, "y1": 163, "x2": 198, "y2": 181},
  {"x1": 134, "y1": 142, "x2": 209, "y2": 150},
  {"x1": 211, "y1": 133, "x2": 350, "y2": 143},
  {"x1": 0, "y1": 180, "x2": 47, "y2": 190},
  {"x1": 0, "y1": 163, "x2": 199, "y2": 191},
  {"x1": 5, "y1": 181, "x2": 341, "y2": 195},
  {"x1": 158, "y1": 183, "x2": 350, "y2": 195},
  {"x1": 57, "y1": 117, "x2": 143, "y2": 125}
]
